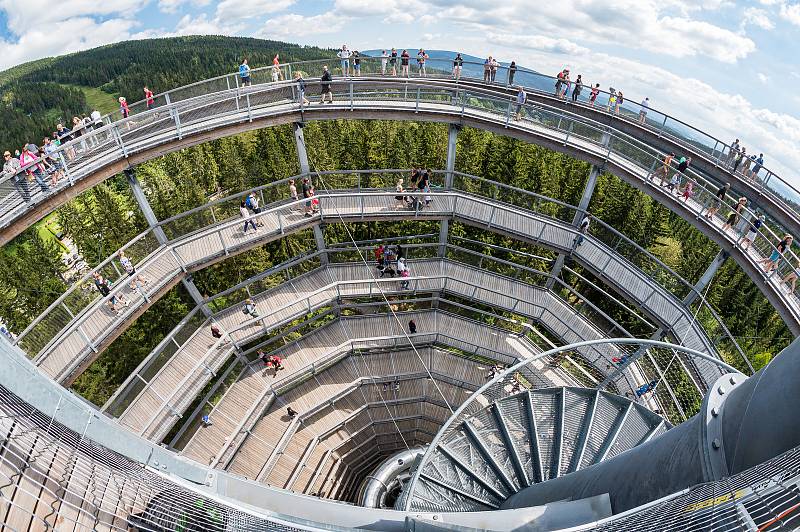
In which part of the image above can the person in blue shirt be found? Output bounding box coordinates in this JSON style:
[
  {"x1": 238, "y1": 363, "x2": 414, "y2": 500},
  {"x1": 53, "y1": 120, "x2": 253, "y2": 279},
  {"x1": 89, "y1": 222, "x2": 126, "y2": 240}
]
[
  {"x1": 239, "y1": 58, "x2": 251, "y2": 86},
  {"x1": 636, "y1": 380, "x2": 658, "y2": 397},
  {"x1": 201, "y1": 414, "x2": 213, "y2": 426},
  {"x1": 751, "y1": 153, "x2": 764, "y2": 180}
]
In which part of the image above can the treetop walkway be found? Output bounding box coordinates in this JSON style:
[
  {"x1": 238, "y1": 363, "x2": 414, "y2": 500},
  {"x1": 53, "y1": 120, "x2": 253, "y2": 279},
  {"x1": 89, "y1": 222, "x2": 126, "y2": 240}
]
[
  {"x1": 11, "y1": 185, "x2": 750, "y2": 392},
  {"x1": 4, "y1": 54, "x2": 796, "y2": 242}
]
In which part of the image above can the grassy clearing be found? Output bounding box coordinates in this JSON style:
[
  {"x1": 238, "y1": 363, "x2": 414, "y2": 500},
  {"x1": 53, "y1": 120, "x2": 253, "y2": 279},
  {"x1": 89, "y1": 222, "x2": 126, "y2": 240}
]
[{"x1": 61, "y1": 84, "x2": 120, "y2": 115}]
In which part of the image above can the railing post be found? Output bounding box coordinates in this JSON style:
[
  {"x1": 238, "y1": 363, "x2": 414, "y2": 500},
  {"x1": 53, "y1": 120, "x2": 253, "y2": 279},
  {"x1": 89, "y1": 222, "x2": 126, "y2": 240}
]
[
  {"x1": 58, "y1": 152, "x2": 74, "y2": 186},
  {"x1": 165, "y1": 93, "x2": 182, "y2": 140},
  {"x1": 350, "y1": 82, "x2": 354, "y2": 111},
  {"x1": 112, "y1": 125, "x2": 128, "y2": 158},
  {"x1": 416, "y1": 87, "x2": 420, "y2": 113},
  {"x1": 246, "y1": 92, "x2": 253, "y2": 122},
  {"x1": 235, "y1": 74, "x2": 241, "y2": 112}
]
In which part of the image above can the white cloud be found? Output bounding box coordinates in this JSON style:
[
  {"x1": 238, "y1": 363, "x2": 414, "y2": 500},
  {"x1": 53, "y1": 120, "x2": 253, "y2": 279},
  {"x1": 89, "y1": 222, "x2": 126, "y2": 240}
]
[
  {"x1": 0, "y1": 0, "x2": 146, "y2": 29},
  {"x1": 170, "y1": 13, "x2": 244, "y2": 35},
  {"x1": 0, "y1": 17, "x2": 139, "y2": 70},
  {"x1": 474, "y1": 40, "x2": 800, "y2": 187},
  {"x1": 758, "y1": 72, "x2": 770, "y2": 84},
  {"x1": 780, "y1": 2, "x2": 800, "y2": 25},
  {"x1": 741, "y1": 7, "x2": 775, "y2": 29},
  {"x1": 487, "y1": 33, "x2": 590, "y2": 56},
  {"x1": 158, "y1": 0, "x2": 211, "y2": 15},
  {"x1": 215, "y1": 0, "x2": 295, "y2": 22},
  {"x1": 430, "y1": 0, "x2": 755, "y2": 63},
  {"x1": 258, "y1": 12, "x2": 347, "y2": 38}
]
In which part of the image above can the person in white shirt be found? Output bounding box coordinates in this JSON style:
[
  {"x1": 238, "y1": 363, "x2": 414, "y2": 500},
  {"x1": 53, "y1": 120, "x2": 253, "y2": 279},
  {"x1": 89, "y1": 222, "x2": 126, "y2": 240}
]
[
  {"x1": 241, "y1": 199, "x2": 257, "y2": 234},
  {"x1": 575, "y1": 214, "x2": 591, "y2": 247},
  {"x1": 638, "y1": 97, "x2": 650, "y2": 124},
  {"x1": 397, "y1": 257, "x2": 410, "y2": 289},
  {"x1": 380, "y1": 50, "x2": 389, "y2": 75},
  {"x1": 514, "y1": 87, "x2": 527, "y2": 121},
  {"x1": 337, "y1": 45, "x2": 351, "y2": 76}
]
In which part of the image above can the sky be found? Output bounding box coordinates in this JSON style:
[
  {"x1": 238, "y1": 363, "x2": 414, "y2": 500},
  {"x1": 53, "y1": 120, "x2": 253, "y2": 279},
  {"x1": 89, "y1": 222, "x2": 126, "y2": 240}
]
[{"x1": 0, "y1": 0, "x2": 799, "y2": 187}]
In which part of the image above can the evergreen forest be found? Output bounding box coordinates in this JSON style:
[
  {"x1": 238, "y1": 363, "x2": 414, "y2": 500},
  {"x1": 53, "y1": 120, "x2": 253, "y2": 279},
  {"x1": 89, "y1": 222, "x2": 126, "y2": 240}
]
[{"x1": 0, "y1": 37, "x2": 787, "y2": 409}]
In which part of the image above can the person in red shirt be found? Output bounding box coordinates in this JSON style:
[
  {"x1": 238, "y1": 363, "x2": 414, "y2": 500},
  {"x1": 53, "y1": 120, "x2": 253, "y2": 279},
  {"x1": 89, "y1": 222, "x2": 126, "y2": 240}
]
[
  {"x1": 268, "y1": 355, "x2": 284, "y2": 373},
  {"x1": 144, "y1": 87, "x2": 155, "y2": 110}
]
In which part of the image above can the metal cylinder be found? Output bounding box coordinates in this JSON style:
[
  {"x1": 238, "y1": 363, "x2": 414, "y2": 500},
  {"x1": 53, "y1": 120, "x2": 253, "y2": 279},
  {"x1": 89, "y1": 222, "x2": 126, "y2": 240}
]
[
  {"x1": 360, "y1": 447, "x2": 425, "y2": 508},
  {"x1": 503, "y1": 338, "x2": 800, "y2": 513}
]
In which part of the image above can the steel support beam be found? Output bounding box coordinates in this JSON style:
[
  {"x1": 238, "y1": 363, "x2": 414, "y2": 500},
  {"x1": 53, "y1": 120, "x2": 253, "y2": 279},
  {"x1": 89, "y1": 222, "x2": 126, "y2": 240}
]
[
  {"x1": 294, "y1": 122, "x2": 310, "y2": 176},
  {"x1": 313, "y1": 224, "x2": 328, "y2": 265},
  {"x1": 125, "y1": 168, "x2": 167, "y2": 244},
  {"x1": 437, "y1": 443, "x2": 506, "y2": 500},
  {"x1": 546, "y1": 131, "x2": 609, "y2": 288},
  {"x1": 445, "y1": 124, "x2": 459, "y2": 189},
  {"x1": 683, "y1": 250, "x2": 728, "y2": 306},
  {"x1": 492, "y1": 402, "x2": 530, "y2": 487},
  {"x1": 572, "y1": 390, "x2": 600, "y2": 473},
  {"x1": 462, "y1": 419, "x2": 516, "y2": 493},
  {"x1": 125, "y1": 168, "x2": 211, "y2": 316},
  {"x1": 597, "y1": 402, "x2": 633, "y2": 463}
]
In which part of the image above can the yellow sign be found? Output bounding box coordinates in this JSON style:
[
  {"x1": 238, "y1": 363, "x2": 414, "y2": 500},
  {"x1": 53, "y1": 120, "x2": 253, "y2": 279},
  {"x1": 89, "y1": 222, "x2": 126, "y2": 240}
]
[{"x1": 684, "y1": 490, "x2": 746, "y2": 513}]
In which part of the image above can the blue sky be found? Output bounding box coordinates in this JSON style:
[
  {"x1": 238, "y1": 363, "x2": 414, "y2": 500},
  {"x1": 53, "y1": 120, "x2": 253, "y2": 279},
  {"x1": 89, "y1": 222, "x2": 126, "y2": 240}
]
[{"x1": 1, "y1": 0, "x2": 799, "y2": 183}]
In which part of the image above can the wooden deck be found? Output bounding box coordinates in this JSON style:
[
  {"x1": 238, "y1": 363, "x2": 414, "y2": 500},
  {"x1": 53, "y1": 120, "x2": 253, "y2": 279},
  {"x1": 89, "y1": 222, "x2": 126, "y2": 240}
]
[
  {"x1": 1, "y1": 85, "x2": 797, "y2": 336},
  {"x1": 116, "y1": 257, "x2": 651, "y2": 446},
  {"x1": 33, "y1": 190, "x2": 732, "y2": 391},
  {"x1": 177, "y1": 310, "x2": 558, "y2": 468}
]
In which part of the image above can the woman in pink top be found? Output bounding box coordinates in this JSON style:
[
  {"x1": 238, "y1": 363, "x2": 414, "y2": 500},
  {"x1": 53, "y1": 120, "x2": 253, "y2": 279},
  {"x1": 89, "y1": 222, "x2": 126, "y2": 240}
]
[{"x1": 119, "y1": 97, "x2": 130, "y2": 118}]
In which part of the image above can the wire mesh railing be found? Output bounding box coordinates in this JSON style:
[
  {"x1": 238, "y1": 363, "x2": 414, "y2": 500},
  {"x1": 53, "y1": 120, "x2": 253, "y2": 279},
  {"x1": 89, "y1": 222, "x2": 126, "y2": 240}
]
[
  {"x1": 104, "y1": 249, "x2": 642, "y2": 442},
  {"x1": 10, "y1": 174, "x2": 757, "y2": 386},
  {"x1": 1, "y1": 71, "x2": 798, "y2": 277},
  {"x1": 403, "y1": 338, "x2": 744, "y2": 512}
]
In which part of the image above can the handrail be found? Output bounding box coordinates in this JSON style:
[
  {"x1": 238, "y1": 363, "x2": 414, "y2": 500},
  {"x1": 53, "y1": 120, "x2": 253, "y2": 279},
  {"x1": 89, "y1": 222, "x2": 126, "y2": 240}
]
[
  {"x1": 13, "y1": 51, "x2": 799, "y2": 220},
  {"x1": 12, "y1": 180, "x2": 753, "y2": 380},
  {"x1": 0, "y1": 72, "x2": 796, "y2": 252},
  {"x1": 114, "y1": 257, "x2": 653, "y2": 439},
  {"x1": 402, "y1": 337, "x2": 743, "y2": 512},
  {"x1": 2, "y1": 76, "x2": 797, "y2": 296}
]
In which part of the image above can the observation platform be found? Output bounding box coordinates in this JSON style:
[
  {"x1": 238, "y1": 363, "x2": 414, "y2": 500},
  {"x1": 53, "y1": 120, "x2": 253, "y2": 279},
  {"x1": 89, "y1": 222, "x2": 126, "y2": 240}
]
[{"x1": 17, "y1": 188, "x2": 733, "y2": 391}]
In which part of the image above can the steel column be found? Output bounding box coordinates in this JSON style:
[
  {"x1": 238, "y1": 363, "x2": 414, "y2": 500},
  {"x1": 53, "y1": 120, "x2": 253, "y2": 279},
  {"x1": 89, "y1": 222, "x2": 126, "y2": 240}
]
[
  {"x1": 445, "y1": 124, "x2": 459, "y2": 189},
  {"x1": 683, "y1": 250, "x2": 728, "y2": 306},
  {"x1": 313, "y1": 225, "x2": 328, "y2": 265},
  {"x1": 294, "y1": 122, "x2": 310, "y2": 176},
  {"x1": 125, "y1": 168, "x2": 211, "y2": 316}
]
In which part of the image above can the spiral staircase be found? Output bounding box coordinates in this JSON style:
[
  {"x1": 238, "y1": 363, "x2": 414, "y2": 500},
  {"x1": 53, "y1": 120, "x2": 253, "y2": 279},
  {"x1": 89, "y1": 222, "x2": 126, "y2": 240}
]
[{"x1": 402, "y1": 387, "x2": 666, "y2": 512}]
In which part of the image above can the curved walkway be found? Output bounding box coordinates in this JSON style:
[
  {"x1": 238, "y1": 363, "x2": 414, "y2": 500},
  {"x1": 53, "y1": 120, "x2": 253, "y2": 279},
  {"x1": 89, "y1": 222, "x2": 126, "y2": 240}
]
[
  {"x1": 114, "y1": 258, "x2": 652, "y2": 446},
  {"x1": 175, "y1": 311, "x2": 564, "y2": 484},
  {"x1": 1, "y1": 70, "x2": 798, "y2": 249},
  {"x1": 1, "y1": 82, "x2": 795, "y2": 331},
  {"x1": 21, "y1": 190, "x2": 733, "y2": 390}
]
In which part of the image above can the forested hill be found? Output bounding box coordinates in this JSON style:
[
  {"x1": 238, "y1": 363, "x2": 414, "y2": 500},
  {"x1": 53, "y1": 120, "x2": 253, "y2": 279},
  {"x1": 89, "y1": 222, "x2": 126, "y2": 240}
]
[{"x1": 0, "y1": 36, "x2": 334, "y2": 150}]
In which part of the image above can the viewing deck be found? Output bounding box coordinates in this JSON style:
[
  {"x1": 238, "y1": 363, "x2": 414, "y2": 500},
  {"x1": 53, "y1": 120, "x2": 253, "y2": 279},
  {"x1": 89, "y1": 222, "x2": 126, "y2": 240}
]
[{"x1": 19, "y1": 190, "x2": 739, "y2": 390}]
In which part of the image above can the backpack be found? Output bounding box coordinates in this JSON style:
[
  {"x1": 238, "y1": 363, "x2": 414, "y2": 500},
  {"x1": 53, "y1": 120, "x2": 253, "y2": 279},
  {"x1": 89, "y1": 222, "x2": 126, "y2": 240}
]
[{"x1": 245, "y1": 196, "x2": 253, "y2": 209}]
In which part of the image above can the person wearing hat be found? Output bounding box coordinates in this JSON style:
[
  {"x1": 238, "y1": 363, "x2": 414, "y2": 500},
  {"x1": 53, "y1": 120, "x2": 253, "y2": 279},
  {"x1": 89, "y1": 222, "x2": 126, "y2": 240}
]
[{"x1": 3, "y1": 150, "x2": 29, "y2": 202}]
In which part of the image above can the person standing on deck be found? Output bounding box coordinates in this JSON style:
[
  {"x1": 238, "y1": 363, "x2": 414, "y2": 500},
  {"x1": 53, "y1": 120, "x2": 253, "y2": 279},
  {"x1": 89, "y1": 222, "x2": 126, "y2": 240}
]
[
  {"x1": 337, "y1": 45, "x2": 351, "y2": 76},
  {"x1": 239, "y1": 58, "x2": 251, "y2": 86}
]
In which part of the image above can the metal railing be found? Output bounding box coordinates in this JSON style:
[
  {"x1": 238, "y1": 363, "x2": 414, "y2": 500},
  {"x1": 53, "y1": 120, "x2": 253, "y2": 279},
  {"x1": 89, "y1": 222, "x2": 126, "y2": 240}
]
[
  {"x1": 1, "y1": 78, "x2": 796, "y2": 333},
  {"x1": 403, "y1": 337, "x2": 745, "y2": 512},
  {"x1": 10, "y1": 176, "x2": 755, "y2": 384},
  {"x1": 2, "y1": 53, "x2": 798, "y2": 238},
  {"x1": 104, "y1": 249, "x2": 659, "y2": 432}
]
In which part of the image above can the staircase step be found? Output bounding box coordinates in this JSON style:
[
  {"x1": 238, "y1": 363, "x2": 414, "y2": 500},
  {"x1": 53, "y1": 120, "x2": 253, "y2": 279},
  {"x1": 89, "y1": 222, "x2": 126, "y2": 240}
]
[
  {"x1": 558, "y1": 388, "x2": 593, "y2": 477},
  {"x1": 528, "y1": 389, "x2": 560, "y2": 482},
  {"x1": 578, "y1": 392, "x2": 625, "y2": 470}
]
